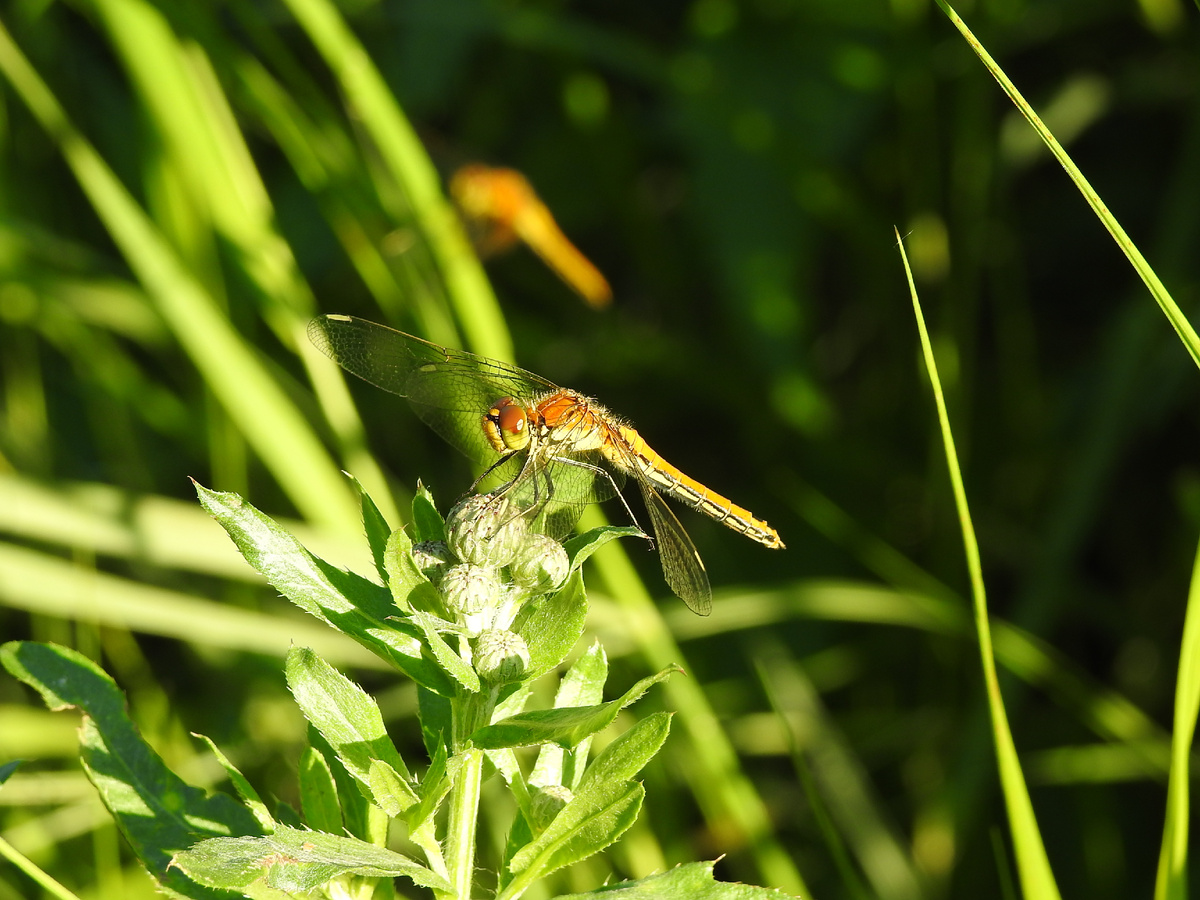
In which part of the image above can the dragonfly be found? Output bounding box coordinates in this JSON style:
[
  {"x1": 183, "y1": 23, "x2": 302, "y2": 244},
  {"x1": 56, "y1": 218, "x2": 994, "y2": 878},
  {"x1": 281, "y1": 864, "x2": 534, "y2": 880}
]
[{"x1": 308, "y1": 315, "x2": 784, "y2": 614}]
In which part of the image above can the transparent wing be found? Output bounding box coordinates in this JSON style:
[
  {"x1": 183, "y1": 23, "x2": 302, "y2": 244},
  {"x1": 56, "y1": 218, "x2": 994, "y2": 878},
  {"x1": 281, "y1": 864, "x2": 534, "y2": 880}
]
[
  {"x1": 497, "y1": 447, "x2": 624, "y2": 539},
  {"x1": 308, "y1": 315, "x2": 558, "y2": 468},
  {"x1": 638, "y1": 482, "x2": 712, "y2": 615}
]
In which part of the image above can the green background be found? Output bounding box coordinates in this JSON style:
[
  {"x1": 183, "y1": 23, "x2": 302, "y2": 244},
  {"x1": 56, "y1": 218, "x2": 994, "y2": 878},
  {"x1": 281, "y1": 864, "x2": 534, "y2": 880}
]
[{"x1": 0, "y1": 0, "x2": 1197, "y2": 898}]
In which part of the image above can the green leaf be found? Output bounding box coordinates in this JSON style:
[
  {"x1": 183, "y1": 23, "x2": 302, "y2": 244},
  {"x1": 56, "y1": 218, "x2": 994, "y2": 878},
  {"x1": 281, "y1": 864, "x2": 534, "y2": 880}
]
[
  {"x1": 412, "y1": 611, "x2": 480, "y2": 693},
  {"x1": 308, "y1": 726, "x2": 373, "y2": 843},
  {"x1": 346, "y1": 472, "x2": 392, "y2": 584},
  {"x1": 298, "y1": 746, "x2": 342, "y2": 835},
  {"x1": 1156, "y1": 530, "x2": 1200, "y2": 900},
  {"x1": 509, "y1": 716, "x2": 672, "y2": 888},
  {"x1": 518, "y1": 571, "x2": 588, "y2": 680},
  {"x1": 273, "y1": 802, "x2": 304, "y2": 832},
  {"x1": 285, "y1": 647, "x2": 417, "y2": 816},
  {"x1": 550, "y1": 860, "x2": 801, "y2": 899},
  {"x1": 384, "y1": 526, "x2": 442, "y2": 614},
  {"x1": 577, "y1": 713, "x2": 672, "y2": 791},
  {"x1": 404, "y1": 743, "x2": 452, "y2": 832},
  {"x1": 412, "y1": 483, "x2": 446, "y2": 543},
  {"x1": 172, "y1": 824, "x2": 452, "y2": 894},
  {"x1": 366, "y1": 759, "x2": 414, "y2": 818},
  {"x1": 472, "y1": 666, "x2": 677, "y2": 750},
  {"x1": 196, "y1": 483, "x2": 454, "y2": 695},
  {"x1": 0, "y1": 759, "x2": 22, "y2": 787},
  {"x1": 195, "y1": 733, "x2": 275, "y2": 833},
  {"x1": 417, "y1": 686, "x2": 452, "y2": 759},
  {"x1": 563, "y1": 526, "x2": 646, "y2": 574},
  {"x1": 0, "y1": 641, "x2": 261, "y2": 899},
  {"x1": 532, "y1": 643, "x2": 607, "y2": 791},
  {"x1": 509, "y1": 780, "x2": 643, "y2": 879}
]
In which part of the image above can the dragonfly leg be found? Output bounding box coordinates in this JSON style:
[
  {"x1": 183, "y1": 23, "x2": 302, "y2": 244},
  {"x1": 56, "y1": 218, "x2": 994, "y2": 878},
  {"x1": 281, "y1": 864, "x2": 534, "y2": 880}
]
[
  {"x1": 549, "y1": 455, "x2": 654, "y2": 548},
  {"x1": 469, "y1": 451, "x2": 520, "y2": 494},
  {"x1": 469, "y1": 450, "x2": 554, "y2": 534}
]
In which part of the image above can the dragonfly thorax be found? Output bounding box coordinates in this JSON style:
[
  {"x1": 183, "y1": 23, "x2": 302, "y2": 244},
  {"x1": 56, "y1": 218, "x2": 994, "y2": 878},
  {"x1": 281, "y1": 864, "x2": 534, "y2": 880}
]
[{"x1": 482, "y1": 398, "x2": 532, "y2": 452}]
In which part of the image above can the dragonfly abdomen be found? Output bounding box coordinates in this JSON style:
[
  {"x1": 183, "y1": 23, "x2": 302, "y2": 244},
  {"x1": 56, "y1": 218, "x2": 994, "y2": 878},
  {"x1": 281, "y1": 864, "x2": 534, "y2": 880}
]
[{"x1": 611, "y1": 426, "x2": 784, "y2": 549}]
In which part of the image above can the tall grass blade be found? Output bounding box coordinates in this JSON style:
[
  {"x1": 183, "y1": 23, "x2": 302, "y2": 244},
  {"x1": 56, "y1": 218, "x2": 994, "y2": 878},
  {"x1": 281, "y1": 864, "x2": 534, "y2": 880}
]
[
  {"x1": 1153, "y1": 533, "x2": 1200, "y2": 900},
  {"x1": 897, "y1": 230, "x2": 1061, "y2": 899},
  {"x1": 279, "y1": 0, "x2": 511, "y2": 361},
  {"x1": 934, "y1": 0, "x2": 1200, "y2": 369},
  {"x1": 0, "y1": 16, "x2": 360, "y2": 533}
]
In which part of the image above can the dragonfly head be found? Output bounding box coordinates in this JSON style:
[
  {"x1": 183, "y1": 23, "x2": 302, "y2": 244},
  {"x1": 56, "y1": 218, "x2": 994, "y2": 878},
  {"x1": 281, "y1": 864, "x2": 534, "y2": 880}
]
[{"x1": 482, "y1": 398, "x2": 531, "y2": 453}]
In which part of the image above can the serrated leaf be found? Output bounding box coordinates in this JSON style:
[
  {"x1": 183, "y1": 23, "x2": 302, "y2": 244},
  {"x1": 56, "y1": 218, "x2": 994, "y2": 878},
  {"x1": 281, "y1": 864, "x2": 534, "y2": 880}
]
[
  {"x1": 404, "y1": 743, "x2": 451, "y2": 832},
  {"x1": 0, "y1": 641, "x2": 261, "y2": 900},
  {"x1": 518, "y1": 571, "x2": 588, "y2": 680},
  {"x1": 563, "y1": 526, "x2": 646, "y2": 573},
  {"x1": 551, "y1": 860, "x2": 801, "y2": 899},
  {"x1": 273, "y1": 801, "x2": 303, "y2": 831},
  {"x1": 412, "y1": 483, "x2": 446, "y2": 543},
  {"x1": 412, "y1": 611, "x2": 480, "y2": 693},
  {"x1": 345, "y1": 472, "x2": 392, "y2": 583},
  {"x1": 555, "y1": 643, "x2": 608, "y2": 709},
  {"x1": 307, "y1": 726, "x2": 372, "y2": 843},
  {"x1": 365, "y1": 759, "x2": 413, "y2": 818},
  {"x1": 285, "y1": 648, "x2": 417, "y2": 815},
  {"x1": 195, "y1": 483, "x2": 454, "y2": 695},
  {"x1": 509, "y1": 716, "x2": 672, "y2": 886},
  {"x1": 384, "y1": 527, "x2": 442, "y2": 614},
  {"x1": 509, "y1": 780, "x2": 643, "y2": 878},
  {"x1": 298, "y1": 746, "x2": 342, "y2": 835},
  {"x1": 195, "y1": 733, "x2": 274, "y2": 832},
  {"x1": 532, "y1": 643, "x2": 607, "y2": 790},
  {"x1": 472, "y1": 666, "x2": 677, "y2": 750},
  {"x1": 577, "y1": 713, "x2": 672, "y2": 791},
  {"x1": 172, "y1": 824, "x2": 452, "y2": 894}
]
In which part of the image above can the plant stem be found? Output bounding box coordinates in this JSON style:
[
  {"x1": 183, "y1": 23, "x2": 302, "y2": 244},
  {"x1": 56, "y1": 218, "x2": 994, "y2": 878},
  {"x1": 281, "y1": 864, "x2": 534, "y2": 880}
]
[
  {"x1": 0, "y1": 836, "x2": 83, "y2": 900},
  {"x1": 443, "y1": 747, "x2": 484, "y2": 900},
  {"x1": 440, "y1": 689, "x2": 492, "y2": 900}
]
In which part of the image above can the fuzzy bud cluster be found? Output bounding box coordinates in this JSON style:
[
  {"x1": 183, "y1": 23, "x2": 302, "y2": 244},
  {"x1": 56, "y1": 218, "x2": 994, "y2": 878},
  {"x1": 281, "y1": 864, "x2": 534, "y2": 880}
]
[{"x1": 399, "y1": 489, "x2": 575, "y2": 683}]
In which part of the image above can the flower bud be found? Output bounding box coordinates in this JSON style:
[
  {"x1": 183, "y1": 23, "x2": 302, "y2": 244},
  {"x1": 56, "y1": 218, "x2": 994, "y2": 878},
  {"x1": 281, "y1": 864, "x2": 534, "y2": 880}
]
[
  {"x1": 440, "y1": 564, "x2": 501, "y2": 617},
  {"x1": 412, "y1": 540, "x2": 452, "y2": 584},
  {"x1": 509, "y1": 532, "x2": 570, "y2": 594},
  {"x1": 446, "y1": 492, "x2": 528, "y2": 568},
  {"x1": 473, "y1": 629, "x2": 531, "y2": 684},
  {"x1": 529, "y1": 784, "x2": 574, "y2": 830}
]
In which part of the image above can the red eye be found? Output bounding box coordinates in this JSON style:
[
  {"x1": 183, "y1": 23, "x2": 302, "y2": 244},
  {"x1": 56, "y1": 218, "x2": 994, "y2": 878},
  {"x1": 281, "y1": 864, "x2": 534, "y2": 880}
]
[{"x1": 498, "y1": 403, "x2": 526, "y2": 436}]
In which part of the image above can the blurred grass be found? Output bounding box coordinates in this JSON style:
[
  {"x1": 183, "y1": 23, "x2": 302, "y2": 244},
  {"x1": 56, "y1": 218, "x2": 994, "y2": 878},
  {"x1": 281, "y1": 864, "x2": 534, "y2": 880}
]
[{"x1": 1, "y1": 1, "x2": 1198, "y2": 898}]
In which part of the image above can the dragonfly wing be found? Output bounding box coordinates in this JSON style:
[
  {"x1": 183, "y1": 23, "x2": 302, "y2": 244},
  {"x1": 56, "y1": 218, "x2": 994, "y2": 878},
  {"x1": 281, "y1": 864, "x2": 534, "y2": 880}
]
[
  {"x1": 637, "y1": 482, "x2": 712, "y2": 615},
  {"x1": 499, "y1": 450, "x2": 623, "y2": 539},
  {"x1": 309, "y1": 315, "x2": 556, "y2": 467}
]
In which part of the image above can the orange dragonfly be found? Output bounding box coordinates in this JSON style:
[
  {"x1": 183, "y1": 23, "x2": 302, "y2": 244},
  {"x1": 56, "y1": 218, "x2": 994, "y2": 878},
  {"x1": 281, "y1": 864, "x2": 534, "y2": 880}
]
[
  {"x1": 308, "y1": 315, "x2": 783, "y2": 614},
  {"x1": 450, "y1": 164, "x2": 612, "y2": 309}
]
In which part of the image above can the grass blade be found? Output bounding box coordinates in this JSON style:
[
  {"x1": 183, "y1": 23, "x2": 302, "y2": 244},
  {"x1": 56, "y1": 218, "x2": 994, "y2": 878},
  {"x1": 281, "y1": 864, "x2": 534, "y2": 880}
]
[
  {"x1": 1154, "y1": 534, "x2": 1200, "y2": 900},
  {"x1": 898, "y1": 230, "x2": 1061, "y2": 899},
  {"x1": 280, "y1": 0, "x2": 511, "y2": 361},
  {"x1": 0, "y1": 15, "x2": 360, "y2": 533},
  {"x1": 934, "y1": 0, "x2": 1200, "y2": 369}
]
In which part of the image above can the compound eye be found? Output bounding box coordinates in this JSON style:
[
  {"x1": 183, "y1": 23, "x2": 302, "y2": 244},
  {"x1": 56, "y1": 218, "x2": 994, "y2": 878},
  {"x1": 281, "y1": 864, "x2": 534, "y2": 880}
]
[{"x1": 496, "y1": 403, "x2": 529, "y2": 450}]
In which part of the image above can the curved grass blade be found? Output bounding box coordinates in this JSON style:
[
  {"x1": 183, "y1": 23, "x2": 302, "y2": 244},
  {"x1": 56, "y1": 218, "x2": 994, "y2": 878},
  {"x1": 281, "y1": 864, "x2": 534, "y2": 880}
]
[{"x1": 898, "y1": 230, "x2": 1061, "y2": 899}]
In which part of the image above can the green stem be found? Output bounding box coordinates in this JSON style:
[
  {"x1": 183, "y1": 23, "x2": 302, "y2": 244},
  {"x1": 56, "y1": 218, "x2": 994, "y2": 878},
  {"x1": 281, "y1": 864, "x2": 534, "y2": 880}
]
[
  {"x1": 439, "y1": 689, "x2": 494, "y2": 900},
  {"x1": 0, "y1": 836, "x2": 83, "y2": 900},
  {"x1": 443, "y1": 747, "x2": 484, "y2": 900}
]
